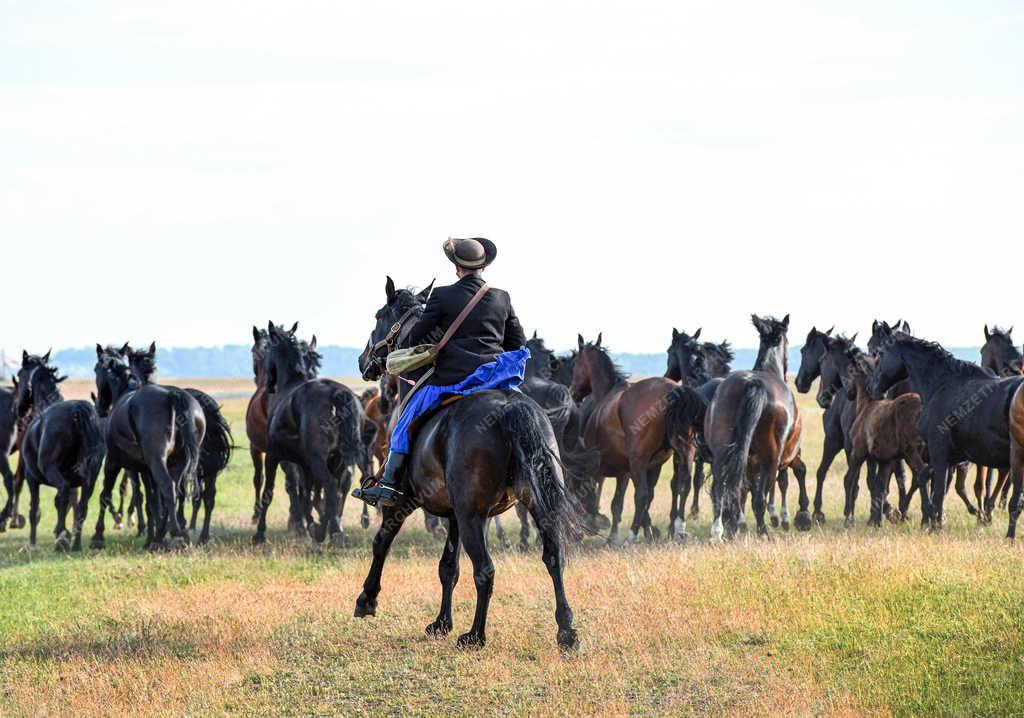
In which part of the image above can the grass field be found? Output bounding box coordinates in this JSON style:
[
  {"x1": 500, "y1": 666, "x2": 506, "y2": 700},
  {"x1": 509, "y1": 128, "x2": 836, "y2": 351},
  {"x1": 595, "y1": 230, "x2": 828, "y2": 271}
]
[{"x1": 2, "y1": 380, "x2": 1023, "y2": 717}]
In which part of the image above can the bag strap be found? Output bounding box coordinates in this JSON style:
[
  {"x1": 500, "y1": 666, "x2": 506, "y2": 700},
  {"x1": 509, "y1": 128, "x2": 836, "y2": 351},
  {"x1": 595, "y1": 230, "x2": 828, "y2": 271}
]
[{"x1": 429, "y1": 283, "x2": 490, "y2": 357}]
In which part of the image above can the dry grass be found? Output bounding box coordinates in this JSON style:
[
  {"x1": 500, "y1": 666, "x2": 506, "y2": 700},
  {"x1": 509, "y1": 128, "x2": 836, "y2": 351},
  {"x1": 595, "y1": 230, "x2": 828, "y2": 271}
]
[{"x1": 1, "y1": 387, "x2": 1022, "y2": 717}]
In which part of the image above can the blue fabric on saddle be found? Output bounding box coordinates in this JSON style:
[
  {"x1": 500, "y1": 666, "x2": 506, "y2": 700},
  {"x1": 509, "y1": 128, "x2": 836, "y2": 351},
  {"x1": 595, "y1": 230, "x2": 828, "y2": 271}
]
[{"x1": 390, "y1": 346, "x2": 530, "y2": 454}]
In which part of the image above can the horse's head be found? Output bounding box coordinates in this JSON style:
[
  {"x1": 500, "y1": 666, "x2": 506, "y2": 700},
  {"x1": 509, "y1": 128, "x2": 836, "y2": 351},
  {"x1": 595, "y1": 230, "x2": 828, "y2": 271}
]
[
  {"x1": 251, "y1": 326, "x2": 270, "y2": 386},
  {"x1": 666, "y1": 328, "x2": 703, "y2": 385},
  {"x1": 124, "y1": 342, "x2": 157, "y2": 385},
  {"x1": 982, "y1": 325, "x2": 1024, "y2": 376},
  {"x1": 868, "y1": 319, "x2": 907, "y2": 358},
  {"x1": 839, "y1": 349, "x2": 874, "y2": 401},
  {"x1": 816, "y1": 333, "x2": 859, "y2": 408},
  {"x1": 358, "y1": 275, "x2": 432, "y2": 381},
  {"x1": 751, "y1": 314, "x2": 790, "y2": 374},
  {"x1": 795, "y1": 325, "x2": 833, "y2": 393},
  {"x1": 526, "y1": 331, "x2": 561, "y2": 380},
  {"x1": 264, "y1": 321, "x2": 308, "y2": 394},
  {"x1": 15, "y1": 349, "x2": 63, "y2": 418},
  {"x1": 94, "y1": 344, "x2": 136, "y2": 417},
  {"x1": 867, "y1": 337, "x2": 908, "y2": 400}
]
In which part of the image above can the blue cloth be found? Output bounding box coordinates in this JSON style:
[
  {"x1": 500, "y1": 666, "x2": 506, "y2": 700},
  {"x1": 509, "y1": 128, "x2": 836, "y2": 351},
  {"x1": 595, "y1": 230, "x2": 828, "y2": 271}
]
[{"x1": 390, "y1": 346, "x2": 530, "y2": 454}]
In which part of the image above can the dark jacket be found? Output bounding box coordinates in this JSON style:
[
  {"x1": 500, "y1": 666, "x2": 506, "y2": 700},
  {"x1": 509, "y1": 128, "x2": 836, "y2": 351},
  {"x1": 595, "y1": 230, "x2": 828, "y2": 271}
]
[{"x1": 404, "y1": 274, "x2": 526, "y2": 386}]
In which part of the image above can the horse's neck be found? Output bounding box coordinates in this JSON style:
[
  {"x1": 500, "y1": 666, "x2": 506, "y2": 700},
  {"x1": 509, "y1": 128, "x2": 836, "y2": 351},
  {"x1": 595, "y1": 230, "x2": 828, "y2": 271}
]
[
  {"x1": 852, "y1": 378, "x2": 871, "y2": 415},
  {"x1": 754, "y1": 344, "x2": 786, "y2": 380},
  {"x1": 591, "y1": 367, "x2": 625, "y2": 399},
  {"x1": 902, "y1": 349, "x2": 958, "y2": 401},
  {"x1": 35, "y1": 388, "x2": 63, "y2": 412}
]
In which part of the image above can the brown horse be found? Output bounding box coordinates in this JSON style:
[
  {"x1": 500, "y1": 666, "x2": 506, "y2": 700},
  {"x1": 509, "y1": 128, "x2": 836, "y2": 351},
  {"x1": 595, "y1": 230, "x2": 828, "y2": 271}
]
[
  {"x1": 570, "y1": 334, "x2": 677, "y2": 542},
  {"x1": 706, "y1": 315, "x2": 809, "y2": 539},
  {"x1": 841, "y1": 353, "x2": 930, "y2": 526}
]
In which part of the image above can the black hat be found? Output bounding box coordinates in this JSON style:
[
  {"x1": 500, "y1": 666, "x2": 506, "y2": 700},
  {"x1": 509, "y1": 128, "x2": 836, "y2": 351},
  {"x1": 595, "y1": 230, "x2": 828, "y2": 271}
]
[{"x1": 443, "y1": 237, "x2": 497, "y2": 269}]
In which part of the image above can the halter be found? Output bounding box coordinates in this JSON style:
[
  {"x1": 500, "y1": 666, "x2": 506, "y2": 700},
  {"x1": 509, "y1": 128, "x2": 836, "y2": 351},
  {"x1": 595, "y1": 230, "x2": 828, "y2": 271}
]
[{"x1": 368, "y1": 303, "x2": 421, "y2": 374}]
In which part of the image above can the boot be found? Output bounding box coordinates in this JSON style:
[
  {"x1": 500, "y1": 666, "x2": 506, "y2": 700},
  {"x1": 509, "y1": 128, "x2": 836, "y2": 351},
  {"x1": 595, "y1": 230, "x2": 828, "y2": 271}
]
[{"x1": 352, "y1": 451, "x2": 406, "y2": 508}]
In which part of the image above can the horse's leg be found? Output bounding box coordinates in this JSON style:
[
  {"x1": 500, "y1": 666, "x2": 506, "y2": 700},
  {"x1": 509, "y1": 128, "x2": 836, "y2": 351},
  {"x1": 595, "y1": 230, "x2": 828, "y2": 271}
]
[
  {"x1": 974, "y1": 465, "x2": 988, "y2": 524},
  {"x1": 751, "y1": 463, "x2": 772, "y2": 537},
  {"x1": 813, "y1": 436, "x2": 841, "y2": 525},
  {"x1": 608, "y1": 475, "x2": 628, "y2": 542},
  {"x1": 736, "y1": 485, "x2": 749, "y2": 534},
  {"x1": 626, "y1": 461, "x2": 650, "y2": 543},
  {"x1": 515, "y1": 502, "x2": 530, "y2": 551},
  {"x1": 113, "y1": 470, "x2": 127, "y2": 528},
  {"x1": 44, "y1": 466, "x2": 72, "y2": 551},
  {"x1": 148, "y1": 456, "x2": 185, "y2": 549},
  {"x1": 674, "y1": 447, "x2": 695, "y2": 539},
  {"x1": 253, "y1": 456, "x2": 279, "y2": 545},
  {"x1": 360, "y1": 502, "x2": 371, "y2": 530},
  {"x1": 643, "y1": 465, "x2": 661, "y2": 541},
  {"x1": 250, "y1": 446, "x2": 264, "y2": 524},
  {"x1": 0, "y1": 452, "x2": 14, "y2": 532},
  {"x1": 999, "y1": 470, "x2": 1013, "y2": 509},
  {"x1": 1006, "y1": 445, "x2": 1024, "y2": 539},
  {"x1": 91, "y1": 460, "x2": 121, "y2": 550},
  {"x1": 530, "y1": 502, "x2": 580, "y2": 653},
  {"x1": 72, "y1": 476, "x2": 95, "y2": 552},
  {"x1": 668, "y1": 452, "x2": 681, "y2": 537},
  {"x1": 130, "y1": 471, "x2": 146, "y2": 536},
  {"x1": 953, "y1": 463, "x2": 977, "y2": 517},
  {"x1": 426, "y1": 516, "x2": 461, "y2": 638},
  {"x1": 355, "y1": 494, "x2": 420, "y2": 617},
  {"x1": 791, "y1": 456, "x2": 812, "y2": 531},
  {"x1": 989, "y1": 468, "x2": 1009, "y2": 518},
  {"x1": 778, "y1": 467, "x2": 791, "y2": 531},
  {"x1": 842, "y1": 456, "x2": 865, "y2": 527},
  {"x1": 866, "y1": 461, "x2": 887, "y2": 527},
  {"x1": 198, "y1": 472, "x2": 216, "y2": 545},
  {"x1": 921, "y1": 449, "x2": 949, "y2": 530},
  {"x1": 27, "y1": 476, "x2": 40, "y2": 549},
  {"x1": 456, "y1": 515, "x2": 494, "y2": 650},
  {"x1": 332, "y1": 466, "x2": 352, "y2": 548},
  {"x1": 709, "y1": 452, "x2": 726, "y2": 542},
  {"x1": 10, "y1": 460, "x2": 25, "y2": 529},
  {"x1": 689, "y1": 457, "x2": 704, "y2": 518},
  {"x1": 766, "y1": 472, "x2": 779, "y2": 528},
  {"x1": 142, "y1": 471, "x2": 158, "y2": 549}
]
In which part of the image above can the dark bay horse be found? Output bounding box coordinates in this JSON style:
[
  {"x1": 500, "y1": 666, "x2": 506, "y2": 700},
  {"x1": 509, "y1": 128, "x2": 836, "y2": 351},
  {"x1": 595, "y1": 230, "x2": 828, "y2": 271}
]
[
  {"x1": 255, "y1": 323, "x2": 364, "y2": 547},
  {"x1": 706, "y1": 315, "x2": 809, "y2": 539},
  {"x1": 869, "y1": 333, "x2": 1023, "y2": 531},
  {"x1": 571, "y1": 334, "x2": 677, "y2": 542},
  {"x1": 92, "y1": 347, "x2": 205, "y2": 550},
  {"x1": 981, "y1": 325, "x2": 1024, "y2": 377},
  {"x1": 355, "y1": 278, "x2": 580, "y2": 652},
  {"x1": 125, "y1": 343, "x2": 233, "y2": 544},
  {"x1": 14, "y1": 353, "x2": 105, "y2": 551}
]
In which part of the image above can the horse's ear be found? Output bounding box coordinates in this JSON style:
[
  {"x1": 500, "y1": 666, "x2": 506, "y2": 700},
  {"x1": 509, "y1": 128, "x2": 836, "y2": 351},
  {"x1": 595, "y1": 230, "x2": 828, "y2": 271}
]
[
  {"x1": 826, "y1": 326, "x2": 834, "y2": 335},
  {"x1": 596, "y1": 333, "x2": 603, "y2": 348},
  {"x1": 90, "y1": 391, "x2": 97, "y2": 403},
  {"x1": 901, "y1": 321, "x2": 911, "y2": 334},
  {"x1": 872, "y1": 320, "x2": 880, "y2": 333},
  {"x1": 309, "y1": 335, "x2": 317, "y2": 351},
  {"x1": 672, "y1": 327, "x2": 679, "y2": 341},
  {"x1": 42, "y1": 349, "x2": 51, "y2": 363},
  {"x1": 751, "y1": 315, "x2": 764, "y2": 333},
  {"x1": 56, "y1": 375, "x2": 67, "y2": 384},
  {"x1": 532, "y1": 330, "x2": 538, "y2": 340},
  {"x1": 385, "y1": 276, "x2": 397, "y2": 303},
  {"x1": 119, "y1": 342, "x2": 131, "y2": 356},
  {"x1": 577, "y1": 334, "x2": 585, "y2": 350},
  {"x1": 849, "y1": 332, "x2": 858, "y2": 344},
  {"x1": 985, "y1": 324, "x2": 991, "y2": 341},
  {"x1": 693, "y1": 327, "x2": 702, "y2": 340},
  {"x1": 417, "y1": 279, "x2": 435, "y2": 303},
  {"x1": 289, "y1": 322, "x2": 299, "y2": 335},
  {"x1": 148, "y1": 341, "x2": 156, "y2": 356},
  {"x1": 781, "y1": 314, "x2": 790, "y2": 329},
  {"x1": 94, "y1": 345, "x2": 103, "y2": 360},
  {"x1": 1010, "y1": 326, "x2": 1015, "y2": 336}
]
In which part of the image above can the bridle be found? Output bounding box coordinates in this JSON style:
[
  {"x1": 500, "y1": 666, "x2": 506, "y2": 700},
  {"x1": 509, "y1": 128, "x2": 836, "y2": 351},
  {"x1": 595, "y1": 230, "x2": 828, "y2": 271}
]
[{"x1": 367, "y1": 302, "x2": 422, "y2": 375}]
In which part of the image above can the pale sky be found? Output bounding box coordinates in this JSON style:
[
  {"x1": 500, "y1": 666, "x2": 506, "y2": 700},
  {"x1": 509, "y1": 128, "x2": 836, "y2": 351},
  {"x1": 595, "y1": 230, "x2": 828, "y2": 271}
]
[{"x1": 3, "y1": 1, "x2": 1022, "y2": 358}]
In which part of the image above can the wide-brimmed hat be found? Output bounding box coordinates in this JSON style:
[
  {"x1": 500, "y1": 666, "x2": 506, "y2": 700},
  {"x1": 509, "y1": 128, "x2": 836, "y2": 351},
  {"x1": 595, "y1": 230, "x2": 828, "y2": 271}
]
[{"x1": 443, "y1": 237, "x2": 497, "y2": 269}]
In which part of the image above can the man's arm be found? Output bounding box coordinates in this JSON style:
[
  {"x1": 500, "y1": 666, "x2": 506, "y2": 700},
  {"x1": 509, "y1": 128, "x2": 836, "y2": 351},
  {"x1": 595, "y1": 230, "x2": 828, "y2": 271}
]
[
  {"x1": 404, "y1": 291, "x2": 444, "y2": 347},
  {"x1": 502, "y1": 300, "x2": 527, "y2": 350}
]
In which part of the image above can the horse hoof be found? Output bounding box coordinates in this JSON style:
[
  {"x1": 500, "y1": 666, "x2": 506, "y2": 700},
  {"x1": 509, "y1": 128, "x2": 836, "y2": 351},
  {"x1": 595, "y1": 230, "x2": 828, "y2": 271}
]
[
  {"x1": 54, "y1": 531, "x2": 72, "y2": 553},
  {"x1": 770, "y1": 516, "x2": 780, "y2": 528},
  {"x1": 90, "y1": 537, "x2": 105, "y2": 550},
  {"x1": 11, "y1": 514, "x2": 26, "y2": 530},
  {"x1": 794, "y1": 511, "x2": 812, "y2": 532},
  {"x1": 673, "y1": 531, "x2": 690, "y2": 545},
  {"x1": 26, "y1": 543, "x2": 39, "y2": 553},
  {"x1": 736, "y1": 522, "x2": 748, "y2": 535},
  {"x1": 360, "y1": 514, "x2": 370, "y2": 530},
  {"x1": 168, "y1": 535, "x2": 189, "y2": 551},
  {"x1": 592, "y1": 513, "x2": 612, "y2": 532},
  {"x1": 781, "y1": 520, "x2": 790, "y2": 532},
  {"x1": 330, "y1": 531, "x2": 348, "y2": 549},
  {"x1": 650, "y1": 526, "x2": 661, "y2": 541},
  {"x1": 812, "y1": 511, "x2": 826, "y2": 526},
  {"x1": 354, "y1": 593, "x2": 377, "y2": 618},
  {"x1": 456, "y1": 632, "x2": 485, "y2": 651},
  {"x1": 252, "y1": 534, "x2": 266, "y2": 546},
  {"x1": 111, "y1": 512, "x2": 123, "y2": 526},
  {"x1": 425, "y1": 620, "x2": 452, "y2": 639},
  {"x1": 844, "y1": 516, "x2": 855, "y2": 529},
  {"x1": 557, "y1": 628, "x2": 580, "y2": 654},
  {"x1": 688, "y1": 508, "x2": 700, "y2": 520}
]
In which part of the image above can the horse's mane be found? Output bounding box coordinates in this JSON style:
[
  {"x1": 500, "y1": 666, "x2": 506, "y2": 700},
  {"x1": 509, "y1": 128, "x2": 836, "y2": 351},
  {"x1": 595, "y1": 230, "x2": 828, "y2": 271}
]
[
  {"x1": 299, "y1": 340, "x2": 323, "y2": 377},
  {"x1": 584, "y1": 343, "x2": 629, "y2": 383},
  {"x1": 988, "y1": 325, "x2": 1014, "y2": 341},
  {"x1": 704, "y1": 340, "x2": 734, "y2": 364},
  {"x1": 893, "y1": 333, "x2": 990, "y2": 379}
]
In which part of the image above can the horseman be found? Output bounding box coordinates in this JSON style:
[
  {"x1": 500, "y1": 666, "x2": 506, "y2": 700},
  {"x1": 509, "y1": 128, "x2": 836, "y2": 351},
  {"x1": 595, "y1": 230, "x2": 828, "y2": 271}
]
[{"x1": 353, "y1": 237, "x2": 528, "y2": 507}]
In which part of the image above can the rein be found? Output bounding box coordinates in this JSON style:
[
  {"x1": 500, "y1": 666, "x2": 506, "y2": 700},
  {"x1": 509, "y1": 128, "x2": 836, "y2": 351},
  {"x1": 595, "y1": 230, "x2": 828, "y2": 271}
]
[{"x1": 369, "y1": 303, "x2": 422, "y2": 374}]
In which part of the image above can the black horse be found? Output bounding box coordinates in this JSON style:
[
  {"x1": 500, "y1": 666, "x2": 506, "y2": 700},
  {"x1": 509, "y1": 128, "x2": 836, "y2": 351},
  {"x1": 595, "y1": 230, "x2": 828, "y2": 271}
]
[
  {"x1": 124, "y1": 342, "x2": 233, "y2": 544},
  {"x1": 355, "y1": 278, "x2": 581, "y2": 651},
  {"x1": 92, "y1": 347, "x2": 205, "y2": 550},
  {"x1": 0, "y1": 381, "x2": 23, "y2": 532},
  {"x1": 869, "y1": 332, "x2": 1024, "y2": 530},
  {"x1": 254, "y1": 323, "x2": 363, "y2": 547},
  {"x1": 981, "y1": 325, "x2": 1024, "y2": 377},
  {"x1": 14, "y1": 353, "x2": 105, "y2": 551}
]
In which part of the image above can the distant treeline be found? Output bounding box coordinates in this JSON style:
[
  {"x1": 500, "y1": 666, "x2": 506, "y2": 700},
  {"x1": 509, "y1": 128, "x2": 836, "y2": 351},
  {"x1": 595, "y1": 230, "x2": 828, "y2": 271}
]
[{"x1": 27, "y1": 344, "x2": 983, "y2": 380}]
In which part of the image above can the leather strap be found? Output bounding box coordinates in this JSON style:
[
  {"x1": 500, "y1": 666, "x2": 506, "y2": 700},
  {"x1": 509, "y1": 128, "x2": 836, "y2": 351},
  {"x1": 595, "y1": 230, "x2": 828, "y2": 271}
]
[{"x1": 428, "y1": 283, "x2": 489, "y2": 357}]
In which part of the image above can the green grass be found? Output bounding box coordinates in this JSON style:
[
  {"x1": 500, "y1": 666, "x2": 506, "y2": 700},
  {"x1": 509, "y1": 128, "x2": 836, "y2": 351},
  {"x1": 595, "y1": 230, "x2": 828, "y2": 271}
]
[{"x1": 1, "y1": 388, "x2": 1022, "y2": 716}]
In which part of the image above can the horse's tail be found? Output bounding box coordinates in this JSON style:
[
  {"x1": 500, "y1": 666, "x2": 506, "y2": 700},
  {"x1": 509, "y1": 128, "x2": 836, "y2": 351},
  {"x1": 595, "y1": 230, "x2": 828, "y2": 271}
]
[
  {"x1": 500, "y1": 397, "x2": 584, "y2": 547},
  {"x1": 718, "y1": 377, "x2": 769, "y2": 500},
  {"x1": 170, "y1": 390, "x2": 202, "y2": 501},
  {"x1": 186, "y1": 389, "x2": 233, "y2": 486},
  {"x1": 71, "y1": 402, "x2": 106, "y2": 481},
  {"x1": 330, "y1": 387, "x2": 365, "y2": 469},
  {"x1": 545, "y1": 384, "x2": 574, "y2": 437},
  {"x1": 665, "y1": 385, "x2": 708, "y2": 453}
]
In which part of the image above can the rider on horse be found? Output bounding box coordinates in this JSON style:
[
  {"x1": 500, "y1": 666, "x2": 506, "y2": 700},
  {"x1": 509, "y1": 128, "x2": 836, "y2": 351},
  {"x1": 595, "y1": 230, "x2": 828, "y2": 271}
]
[{"x1": 353, "y1": 237, "x2": 528, "y2": 507}]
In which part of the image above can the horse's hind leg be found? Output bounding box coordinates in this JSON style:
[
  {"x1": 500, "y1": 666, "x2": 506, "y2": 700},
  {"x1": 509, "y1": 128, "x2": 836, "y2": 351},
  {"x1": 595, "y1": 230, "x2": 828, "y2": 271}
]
[
  {"x1": 608, "y1": 475, "x2": 628, "y2": 542},
  {"x1": 777, "y1": 468, "x2": 791, "y2": 531},
  {"x1": 530, "y1": 503, "x2": 580, "y2": 653},
  {"x1": 456, "y1": 515, "x2": 494, "y2": 650},
  {"x1": 752, "y1": 463, "x2": 772, "y2": 537},
  {"x1": 766, "y1": 473, "x2": 779, "y2": 528},
  {"x1": 197, "y1": 474, "x2": 217, "y2": 545},
  {"x1": 91, "y1": 460, "x2": 122, "y2": 550},
  {"x1": 515, "y1": 502, "x2": 530, "y2": 551},
  {"x1": 44, "y1": 466, "x2": 73, "y2": 551},
  {"x1": 953, "y1": 463, "x2": 977, "y2": 517},
  {"x1": 813, "y1": 437, "x2": 841, "y2": 525},
  {"x1": 113, "y1": 471, "x2": 127, "y2": 528},
  {"x1": 355, "y1": 495, "x2": 419, "y2": 618},
  {"x1": 643, "y1": 465, "x2": 661, "y2": 540},
  {"x1": 673, "y1": 448, "x2": 695, "y2": 538},
  {"x1": 626, "y1": 461, "x2": 651, "y2": 543},
  {"x1": 0, "y1": 453, "x2": 14, "y2": 531},
  {"x1": 250, "y1": 446, "x2": 264, "y2": 524},
  {"x1": 690, "y1": 458, "x2": 705, "y2": 518},
  {"x1": 974, "y1": 465, "x2": 988, "y2": 524},
  {"x1": 791, "y1": 456, "x2": 812, "y2": 531},
  {"x1": 426, "y1": 517, "x2": 461, "y2": 638}
]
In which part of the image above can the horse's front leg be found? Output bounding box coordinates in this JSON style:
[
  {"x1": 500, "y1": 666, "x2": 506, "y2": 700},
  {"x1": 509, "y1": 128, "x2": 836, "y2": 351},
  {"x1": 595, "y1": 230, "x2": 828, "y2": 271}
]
[
  {"x1": 355, "y1": 494, "x2": 420, "y2": 617},
  {"x1": 456, "y1": 514, "x2": 494, "y2": 650},
  {"x1": 253, "y1": 456, "x2": 279, "y2": 545},
  {"x1": 689, "y1": 457, "x2": 704, "y2": 518},
  {"x1": 91, "y1": 460, "x2": 121, "y2": 549},
  {"x1": 426, "y1": 516, "x2": 461, "y2": 638},
  {"x1": 608, "y1": 475, "x2": 628, "y2": 542},
  {"x1": 44, "y1": 466, "x2": 72, "y2": 551}
]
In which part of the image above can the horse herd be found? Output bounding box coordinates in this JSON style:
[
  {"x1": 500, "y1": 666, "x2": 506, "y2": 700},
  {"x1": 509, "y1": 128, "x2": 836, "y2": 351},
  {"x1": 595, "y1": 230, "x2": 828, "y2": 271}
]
[{"x1": 5, "y1": 277, "x2": 1024, "y2": 649}]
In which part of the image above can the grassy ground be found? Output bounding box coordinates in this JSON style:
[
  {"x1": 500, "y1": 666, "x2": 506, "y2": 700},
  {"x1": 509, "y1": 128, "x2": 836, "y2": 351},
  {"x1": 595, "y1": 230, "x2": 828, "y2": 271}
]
[{"x1": 2, "y1": 382, "x2": 1022, "y2": 717}]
